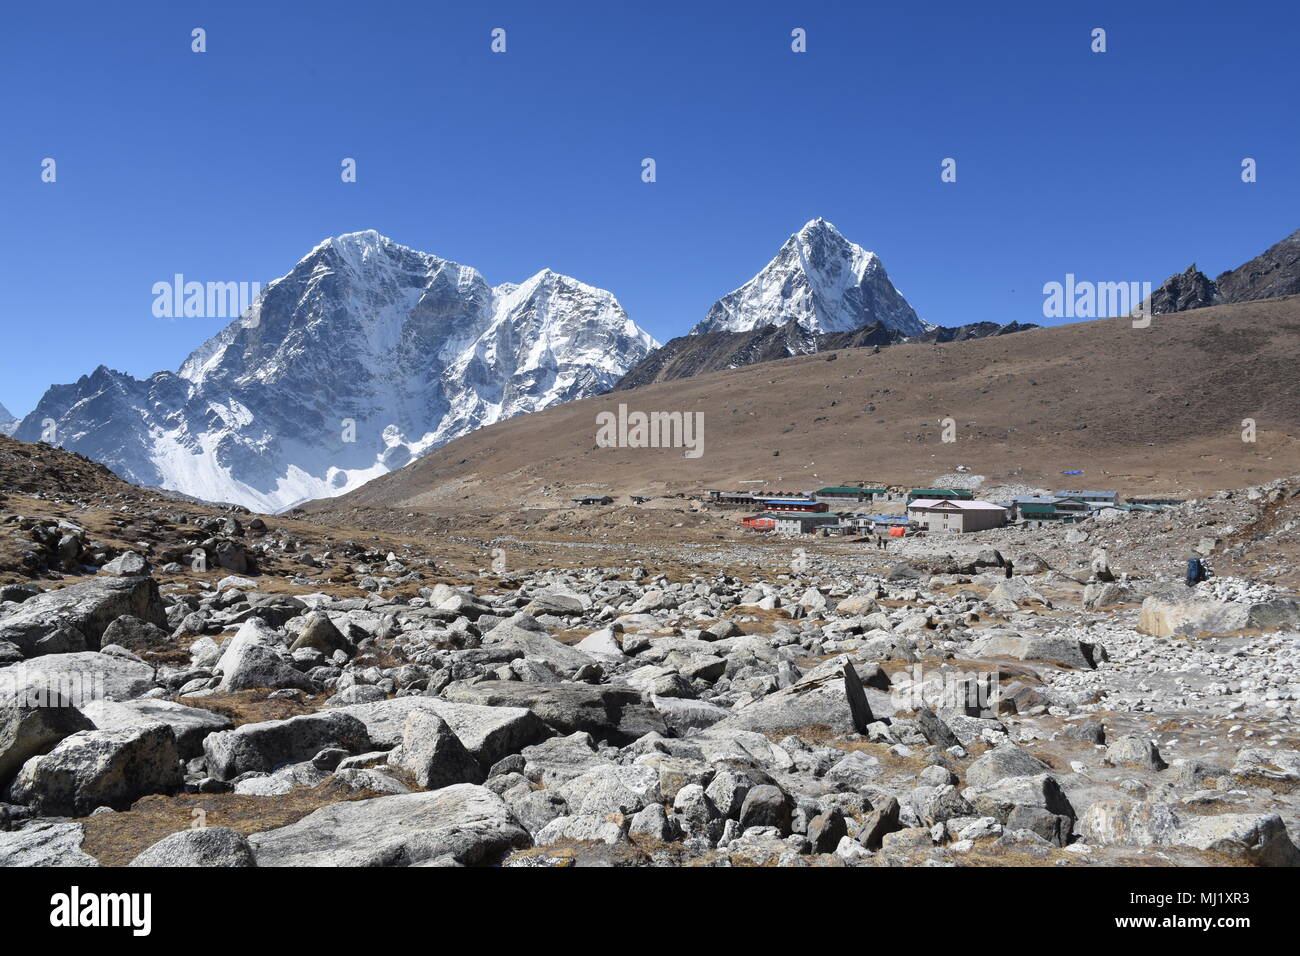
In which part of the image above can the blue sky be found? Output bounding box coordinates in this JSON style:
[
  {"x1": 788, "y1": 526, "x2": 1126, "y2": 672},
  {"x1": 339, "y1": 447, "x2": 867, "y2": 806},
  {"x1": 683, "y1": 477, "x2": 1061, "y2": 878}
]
[{"x1": 2, "y1": 0, "x2": 1296, "y2": 416}]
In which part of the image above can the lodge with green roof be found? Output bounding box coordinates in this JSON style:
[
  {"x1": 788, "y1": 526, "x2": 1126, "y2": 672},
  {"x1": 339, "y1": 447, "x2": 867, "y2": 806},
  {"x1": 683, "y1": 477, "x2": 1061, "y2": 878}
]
[{"x1": 906, "y1": 488, "x2": 974, "y2": 502}]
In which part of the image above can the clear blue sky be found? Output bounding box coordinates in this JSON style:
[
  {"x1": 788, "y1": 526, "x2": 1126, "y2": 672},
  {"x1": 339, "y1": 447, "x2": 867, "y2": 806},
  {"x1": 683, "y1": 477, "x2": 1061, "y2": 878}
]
[{"x1": 2, "y1": 0, "x2": 1296, "y2": 415}]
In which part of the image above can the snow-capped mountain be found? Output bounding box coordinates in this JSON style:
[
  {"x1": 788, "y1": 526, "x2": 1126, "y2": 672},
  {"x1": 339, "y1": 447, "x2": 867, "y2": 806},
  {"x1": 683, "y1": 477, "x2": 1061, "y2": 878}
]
[
  {"x1": 690, "y1": 218, "x2": 926, "y2": 336},
  {"x1": 16, "y1": 231, "x2": 657, "y2": 512},
  {"x1": 0, "y1": 403, "x2": 18, "y2": 436}
]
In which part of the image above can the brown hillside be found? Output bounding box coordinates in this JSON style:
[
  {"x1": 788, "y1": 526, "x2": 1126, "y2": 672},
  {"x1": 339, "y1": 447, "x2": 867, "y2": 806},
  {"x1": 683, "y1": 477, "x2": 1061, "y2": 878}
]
[{"x1": 307, "y1": 297, "x2": 1300, "y2": 514}]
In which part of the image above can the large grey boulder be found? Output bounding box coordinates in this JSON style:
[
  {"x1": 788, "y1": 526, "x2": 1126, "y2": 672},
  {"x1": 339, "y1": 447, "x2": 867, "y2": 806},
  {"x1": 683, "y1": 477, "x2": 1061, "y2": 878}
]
[
  {"x1": 1138, "y1": 585, "x2": 1249, "y2": 637},
  {"x1": 1106, "y1": 734, "x2": 1167, "y2": 771},
  {"x1": 0, "y1": 821, "x2": 98, "y2": 866},
  {"x1": 1082, "y1": 582, "x2": 1135, "y2": 610},
  {"x1": 482, "y1": 621, "x2": 596, "y2": 676},
  {"x1": 969, "y1": 773, "x2": 1076, "y2": 846},
  {"x1": 557, "y1": 763, "x2": 662, "y2": 818},
  {"x1": 519, "y1": 732, "x2": 607, "y2": 788},
  {"x1": 1230, "y1": 748, "x2": 1300, "y2": 782},
  {"x1": 388, "y1": 710, "x2": 484, "y2": 789},
  {"x1": 525, "y1": 592, "x2": 587, "y2": 616},
  {"x1": 739, "y1": 784, "x2": 794, "y2": 835},
  {"x1": 535, "y1": 814, "x2": 626, "y2": 846},
  {"x1": 9, "y1": 724, "x2": 182, "y2": 816},
  {"x1": 966, "y1": 743, "x2": 1052, "y2": 788},
  {"x1": 0, "y1": 694, "x2": 94, "y2": 787},
  {"x1": 1245, "y1": 598, "x2": 1300, "y2": 631},
  {"x1": 1082, "y1": 801, "x2": 1300, "y2": 866},
  {"x1": 835, "y1": 593, "x2": 879, "y2": 616},
  {"x1": 214, "y1": 618, "x2": 314, "y2": 693},
  {"x1": 0, "y1": 652, "x2": 155, "y2": 705},
  {"x1": 0, "y1": 576, "x2": 167, "y2": 655},
  {"x1": 332, "y1": 696, "x2": 550, "y2": 769},
  {"x1": 101, "y1": 551, "x2": 148, "y2": 575},
  {"x1": 573, "y1": 627, "x2": 628, "y2": 663},
  {"x1": 987, "y1": 578, "x2": 1053, "y2": 610},
  {"x1": 910, "y1": 784, "x2": 975, "y2": 827},
  {"x1": 1176, "y1": 813, "x2": 1300, "y2": 867},
  {"x1": 81, "y1": 698, "x2": 232, "y2": 759},
  {"x1": 99, "y1": 615, "x2": 172, "y2": 656},
  {"x1": 710, "y1": 662, "x2": 891, "y2": 736},
  {"x1": 1080, "y1": 799, "x2": 1182, "y2": 848},
  {"x1": 442, "y1": 680, "x2": 666, "y2": 745},
  {"x1": 651, "y1": 695, "x2": 729, "y2": 735},
  {"x1": 289, "y1": 611, "x2": 352, "y2": 657},
  {"x1": 966, "y1": 633, "x2": 1101, "y2": 670},
  {"x1": 248, "y1": 784, "x2": 531, "y2": 866},
  {"x1": 202, "y1": 712, "x2": 370, "y2": 781},
  {"x1": 129, "y1": 827, "x2": 256, "y2": 867}
]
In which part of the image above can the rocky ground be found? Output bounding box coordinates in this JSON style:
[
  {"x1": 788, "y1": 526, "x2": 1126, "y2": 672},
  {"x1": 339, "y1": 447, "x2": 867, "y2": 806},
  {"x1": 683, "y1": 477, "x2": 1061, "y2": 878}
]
[{"x1": 0, "y1": 438, "x2": 1297, "y2": 867}]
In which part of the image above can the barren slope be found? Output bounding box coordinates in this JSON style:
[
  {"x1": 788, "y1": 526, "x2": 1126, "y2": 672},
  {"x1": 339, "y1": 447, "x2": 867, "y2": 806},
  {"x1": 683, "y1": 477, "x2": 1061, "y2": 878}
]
[{"x1": 306, "y1": 297, "x2": 1300, "y2": 514}]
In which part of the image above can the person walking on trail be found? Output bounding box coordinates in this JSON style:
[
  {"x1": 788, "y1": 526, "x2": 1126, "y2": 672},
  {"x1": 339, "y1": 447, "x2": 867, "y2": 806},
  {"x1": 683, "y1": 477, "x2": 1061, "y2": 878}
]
[
  {"x1": 1004, "y1": 559, "x2": 1014, "y2": 580},
  {"x1": 1186, "y1": 557, "x2": 1207, "y2": 586}
]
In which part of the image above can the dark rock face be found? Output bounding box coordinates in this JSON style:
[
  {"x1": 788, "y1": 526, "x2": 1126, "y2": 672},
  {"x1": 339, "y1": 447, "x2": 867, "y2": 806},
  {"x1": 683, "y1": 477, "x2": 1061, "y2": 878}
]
[
  {"x1": 1147, "y1": 264, "x2": 1218, "y2": 315},
  {"x1": 613, "y1": 321, "x2": 822, "y2": 390},
  {"x1": 910, "y1": 320, "x2": 1039, "y2": 343},
  {"x1": 1147, "y1": 228, "x2": 1300, "y2": 314},
  {"x1": 738, "y1": 784, "x2": 794, "y2": 835},
  {"x1": 1215, "y1": 228, "x2": 1300, "y2": 303},
  {"x1": 613, "y1": 318, "x2": 1034, "y2": 390}
]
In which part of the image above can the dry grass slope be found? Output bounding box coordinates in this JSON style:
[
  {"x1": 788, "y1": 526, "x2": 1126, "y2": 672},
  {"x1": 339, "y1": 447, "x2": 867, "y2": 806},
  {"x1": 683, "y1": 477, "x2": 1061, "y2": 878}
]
[{"x1": 309, "y1": 298, "x2": 1300, "y2": 514}]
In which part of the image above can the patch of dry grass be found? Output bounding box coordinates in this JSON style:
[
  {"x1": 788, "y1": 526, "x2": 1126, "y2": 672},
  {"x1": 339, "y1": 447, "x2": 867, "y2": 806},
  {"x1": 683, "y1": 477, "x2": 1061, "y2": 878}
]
[
  {"x1": 178, "y1": 689, "x2": 324, "y2": 727},
  {"x1": 81, "y1": 779, "x2": 379, "y2": 866}
]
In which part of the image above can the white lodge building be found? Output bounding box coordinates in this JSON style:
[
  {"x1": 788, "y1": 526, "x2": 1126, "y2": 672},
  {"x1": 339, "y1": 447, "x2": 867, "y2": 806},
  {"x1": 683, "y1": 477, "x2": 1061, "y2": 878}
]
[{"x1": 906, "y1": 498, "x2": 1008, "y2": 533}]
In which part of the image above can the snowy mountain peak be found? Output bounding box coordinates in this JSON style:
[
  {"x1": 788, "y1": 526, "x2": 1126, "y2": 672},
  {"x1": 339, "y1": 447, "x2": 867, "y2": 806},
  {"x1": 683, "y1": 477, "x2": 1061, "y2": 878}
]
[
  {"x1": 18, "y1": 235, "x2": 657, "y2": 512},
  {"x1": 0, "y1": 402, "x2": 18, "y2": 437},
  {"x1": 796, "y1": 216, "x2": 839, "y2": 237},
  {"x1": 690, "y1": 219, "x2": 924, "y2": 336}
]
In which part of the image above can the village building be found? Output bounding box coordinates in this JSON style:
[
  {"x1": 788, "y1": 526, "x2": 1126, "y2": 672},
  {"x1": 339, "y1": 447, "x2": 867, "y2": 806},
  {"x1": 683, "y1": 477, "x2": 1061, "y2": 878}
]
[
  {"x1": 906, "y1": 498, "x2": 1007, "y2": 533},
  {"x1": 1015, "y1": 502, "x2": 1067, "y2": 526},
  {"x1": 814, "y1": 486, "x2": 885, "y2": 506},
  {"x1": 769, "y1": 511, "x2": 842, "y2": 534},
  {"x1": 837, "y1": 513, "x2": 876, "y2": 533},
  {"x1": 708, "y1": 490, "x2": 759, "y2": 507},
  {"x1": 740, "y1": 513, "x2": 776, "y2": 530},
  {"x1": 761, "y1": 498, "x2": 827, "y2": 513},
  {"x1": 1053, "y1": 489, "x2": 1119, "y2": 504},
  {"x1": 839, "y1": 513, "x2": 916, "y2": 535},
  {"x1": 867, "y1": 515, "x2": 916, "y2": 534},
  {"x1": 907, "y1": 488, "x2": 974, "y2": 502},
  {"x1": 1010, "y1": 495, "x2": 1091, "y2": 521}
]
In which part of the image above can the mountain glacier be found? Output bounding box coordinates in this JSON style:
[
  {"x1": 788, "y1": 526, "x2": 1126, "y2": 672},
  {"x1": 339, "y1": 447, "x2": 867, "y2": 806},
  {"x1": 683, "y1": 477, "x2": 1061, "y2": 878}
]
[
  {"x1": 0, "y1": 403, "x2": 18, "y2": 437},
  {"x1": 15, "y1": 231, "x2": 657, "y2": 512},
  {"x1": 691, "y1": 218, "x2": 926, "y2": 336}
]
